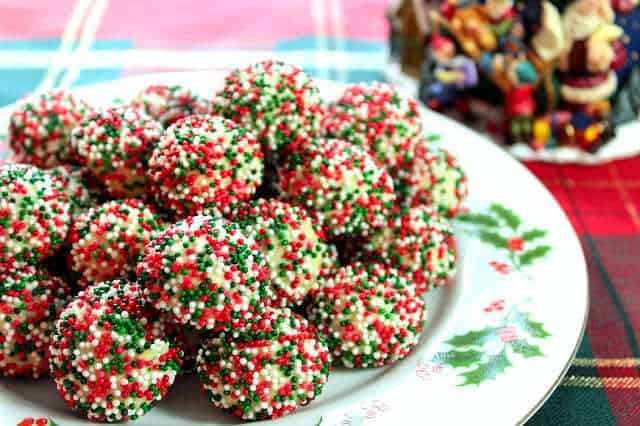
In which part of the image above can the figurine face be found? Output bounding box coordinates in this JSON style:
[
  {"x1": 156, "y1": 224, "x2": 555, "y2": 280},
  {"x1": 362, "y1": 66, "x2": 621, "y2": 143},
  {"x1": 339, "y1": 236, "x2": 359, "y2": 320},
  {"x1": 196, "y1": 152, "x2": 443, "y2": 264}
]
[
  {"x1": 433, "y1": 43, "x2": 456, "y2": 62},
  {"x1": 485, "y1": 0, "x2": 514, "y2": 20},
  {"x1": 563, "y1": 0, "x2": 614, "y2": 40},
  {"x1": 575, "y1": 0, "x2": 599, "y2": 14}
]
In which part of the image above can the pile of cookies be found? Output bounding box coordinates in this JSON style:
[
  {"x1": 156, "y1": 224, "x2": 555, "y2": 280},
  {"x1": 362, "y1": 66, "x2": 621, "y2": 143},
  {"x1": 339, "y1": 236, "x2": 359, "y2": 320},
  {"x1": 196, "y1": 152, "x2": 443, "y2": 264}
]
[{"x1": 0, "y1": 60, "x2": 467, "y2": 422}]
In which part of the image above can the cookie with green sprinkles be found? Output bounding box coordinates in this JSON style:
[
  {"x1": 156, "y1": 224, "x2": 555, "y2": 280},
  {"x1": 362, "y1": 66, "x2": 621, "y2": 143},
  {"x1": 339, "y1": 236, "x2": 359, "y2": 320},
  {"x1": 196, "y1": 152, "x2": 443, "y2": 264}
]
[
  {"x1": 67, "y1": 199, "x2": 165, "y2": 286},
  {"x1": 233, "y1": 199, "x2": 329, "y2": 306},
  {"x1": 212, "y1": 60, "x2": 324, "y2": 154},
  {"x1": 148, "y1": 115, "x2": 263, "y2": 217},
  {"x1": 136, "y1": 215, "x2": 274, "y2": 331},
  {"x1": 323, "y1": 83, "x2": 421, "y2": 170},
  {"x1": 0, "y1": 265, "x2": 71, "y2": 378},
  {"x1": 396, "y1": 137, "x2": 468, "y2": 218},
  {"x1": 307, "y1": 262, "x2": 426, "y2": 368},
  {"x1": 0, "y1": 164, "x2": 70, "y2": 268},
  {"x1": 365, "y1": 205, "x2": 457, "y2": 295},
  {"x1": 71, "y1": 106, "x2": 163, "y2": 197},
  {"x1": 47, "y1": 164, "x2": 95, "y2": 217},
  {"x1": 49, "y1": 279, "x2": 182, "y2": 423},
  {"x1": 9, "y1": 89, "x2": 92, "y2": 168},
  {"x1": 132, "y1": 84, "x2": 210, "y2": 128},
  {"x1": 278, "y1": 138, "x2": 396, "y2": 238},
  {"x1": 196, "y1": 306, "x2": 331, "y2": 420}
]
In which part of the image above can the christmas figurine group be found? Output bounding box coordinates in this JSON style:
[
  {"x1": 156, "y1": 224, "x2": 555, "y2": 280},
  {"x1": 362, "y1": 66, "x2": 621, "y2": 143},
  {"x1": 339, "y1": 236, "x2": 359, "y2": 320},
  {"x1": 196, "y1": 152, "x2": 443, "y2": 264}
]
[
  {"x1": 412, "y1": 0, "x2": 639, "y2": 151},
  {"x1": 0, "y1": 60, "x2": 467, "y2": 422}
]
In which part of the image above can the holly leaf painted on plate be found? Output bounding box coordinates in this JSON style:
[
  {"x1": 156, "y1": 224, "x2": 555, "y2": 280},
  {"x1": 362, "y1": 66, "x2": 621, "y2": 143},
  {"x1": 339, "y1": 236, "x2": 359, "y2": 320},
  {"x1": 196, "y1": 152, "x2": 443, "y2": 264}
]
[
  {"x1": 521, "y1": 228, "x2": 547, "y2": 242},
  {"x1": 446, "y1": 328, "x2": 496, "y2": 347},
  {"x1": 522, "y1": 313, "x2": 551, "y2": 339},
  {"x1": 315, "y1": 416, "x2": 323, "y2": 426},
  {"x1": 456, "y1": 213, "x2": 500, "y2": 228},
  {"x1": 519, "y1": 245, "x2": 551, "y2": 266},
  {"x1": 49, "y1": 420, "x2": 61, "y2": 426},
  {"x1": 459, "y1": 350, "x2": 512, "y2": 386},
  {"x1": 486, "y1": 349, "x2": 512, "y2": 378},
  {"x1": 439, "y1": 349, "x2": 484, "y2": 368},
  {"x1": 490, "y1": 203, "x2": 521, "y2": 230},
  {"x1": 511, "y1": 339, "x2": 544, "y2": 358},
  {"x1": 458, "y1": 365, "x2": 487, "y2": 386},
  {"x1": 478, "y1": 230, "x2": 508, "y2": 249}
]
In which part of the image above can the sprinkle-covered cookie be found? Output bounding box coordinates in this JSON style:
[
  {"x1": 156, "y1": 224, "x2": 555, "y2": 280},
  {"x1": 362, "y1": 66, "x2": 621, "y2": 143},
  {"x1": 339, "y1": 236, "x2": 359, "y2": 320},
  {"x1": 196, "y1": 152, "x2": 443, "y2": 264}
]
[
  {"x1": 234, "y1": 199, "x2": 329, "y2": 306},
  {"x1": 0, "y1": 164, "x2": 70, "y2": 268},
  {"x1": 397, "y1": 137, "x2": 468, "y2": 217},
  {"x1": 279, "y1": 138, "x2": 395, "y2": 237},
  {"x1": 196, "y1": 307, "x2": 331, "y2": 420},
  {"x1": 323, "y1": 83, "x2": 421, "y2": 169},
  {"x1": 148, "y1": 115, "x2": 263, "y2": 217},
  {"x1": 136, "y1": 215, "x2": 274, "y2": 330},
  {"x1": 212, "y1": 60, "x2": 324, "y2": 154},
  {"x1": 71, "y1": 107, "x2": 163, "y2": 197},
  {"x1": 9, "y1": 89, "x2": 91, "y2": 168},
  {"x1": 0, "y1": 265, "x2": 70, "y2": 378},
  {"x1": 307, "y1": 262, "x2": 426, "y2": 368},
  {"x1": 47, "y1": 164, "x2": 95, "y2": 217},
  {"x1": 132, "y1": 84, "x2": 210, "y2": 128},
  {"x1": 366, "y1": 205, "x2": 457, "y2": 294},
  {"x1": 67, "y1": 199, "x2": 164, "y2": 286},
  {"x1": 49, "y1": 280, "x2": 182, "y2": 423}
]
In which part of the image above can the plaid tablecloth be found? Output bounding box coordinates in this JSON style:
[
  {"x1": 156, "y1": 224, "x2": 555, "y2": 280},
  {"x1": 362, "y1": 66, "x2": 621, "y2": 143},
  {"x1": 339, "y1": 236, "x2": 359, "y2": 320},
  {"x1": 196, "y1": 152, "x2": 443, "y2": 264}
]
[{"x1": 1, "y1": 1, "x2": 638, "y2": 424}]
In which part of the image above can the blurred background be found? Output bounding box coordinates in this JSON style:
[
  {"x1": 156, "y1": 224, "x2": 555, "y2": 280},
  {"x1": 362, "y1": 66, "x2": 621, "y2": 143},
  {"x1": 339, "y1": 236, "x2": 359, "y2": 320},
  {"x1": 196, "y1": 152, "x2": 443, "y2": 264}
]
[{"x1": 0, "y1": 0, "x2": 389, "y2": 106}]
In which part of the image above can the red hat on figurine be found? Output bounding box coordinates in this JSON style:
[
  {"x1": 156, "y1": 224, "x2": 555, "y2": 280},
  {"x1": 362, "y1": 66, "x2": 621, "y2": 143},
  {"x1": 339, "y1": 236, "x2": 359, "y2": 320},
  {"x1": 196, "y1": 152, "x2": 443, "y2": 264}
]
[{"x1": 430, "y1": 33, "x2": 454, "y2": 51}]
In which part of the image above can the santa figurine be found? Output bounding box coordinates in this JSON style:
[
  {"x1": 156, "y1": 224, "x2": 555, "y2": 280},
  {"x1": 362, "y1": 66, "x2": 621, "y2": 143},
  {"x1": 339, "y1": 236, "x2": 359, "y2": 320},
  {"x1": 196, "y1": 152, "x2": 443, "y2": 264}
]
[{"x1": 558, "y1": 0, "x2": 627, "y2": 114}]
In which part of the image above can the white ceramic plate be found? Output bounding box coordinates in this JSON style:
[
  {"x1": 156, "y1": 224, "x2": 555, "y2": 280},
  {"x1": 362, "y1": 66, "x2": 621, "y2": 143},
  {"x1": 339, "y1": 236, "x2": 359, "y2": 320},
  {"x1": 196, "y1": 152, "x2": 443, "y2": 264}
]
[
  {"x1": 0, "y1": 72, "x2": 588, "y2": 425},
  {"x1": 385, "y1": 62, "x2": 640, "y2": 165}
]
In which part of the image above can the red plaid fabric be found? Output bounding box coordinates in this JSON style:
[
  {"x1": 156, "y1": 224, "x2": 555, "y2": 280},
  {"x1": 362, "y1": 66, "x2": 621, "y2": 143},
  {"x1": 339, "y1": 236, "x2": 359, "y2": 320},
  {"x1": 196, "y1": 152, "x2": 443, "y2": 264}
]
[{"x1": 527, "y1": 159, "x2": 640, "y2": 426}]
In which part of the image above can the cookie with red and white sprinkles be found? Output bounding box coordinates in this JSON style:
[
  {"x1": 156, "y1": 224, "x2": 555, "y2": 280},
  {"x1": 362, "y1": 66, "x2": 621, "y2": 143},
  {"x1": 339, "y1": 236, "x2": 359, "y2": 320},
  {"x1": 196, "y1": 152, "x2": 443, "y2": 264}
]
[
  {"x1": 136, "y1": 215, "x2": 274, "y2": 331},
  {"x1": 397, "y1": 137, "x2": 468, "y2": 218},
  {"x1": 0, "y1": 164, "x2": 70, "y2": 268},
  {"x1": 279, "y1": 138, "x2": 395, "y2": 237},
  {"x1": 0, "y1": 265, "x2": 70, "y2": 378},
  {"x1": 234, "y1": 199, "x2": 329, "y2": 306},
  {"x1": 196, "y1": 307, "x2": 331, "y2": 420},
  {"x1": 9, "y1": 89, "x2": 91, "y2": 168},
  {"x1": 132, "y1": 84, "x2": 210, "y2": 128},
  {"x1": 323, "y1": 83, "x2": 421, "y2": 170},
  {"x1": 49, "y1": 280, "x2": 182, "y2": 423},
  {"x1": 148, "y1": 115, "x2": 263, "y2": 217},
  {"x1": 307, "y1": 262, "x2": 426, "y2": 368},
  {"x1": 68, "y1": 279, "x2": 164, "y2": 332},
  {"x1": 71, "y1": 106, "x2": 163, "y2": 197},
  {"x1": 366, "y1": 205, "x2": 456, "y2": 294},
  {"x1": 47, "y1": 164, "x2": 95, "y2": 217},
  {"x1": 212, "y1": 60, "x2": 324, "y2": 154},
  {"x1": 67, "y1": 199, "x2": 164, "y2": 286}
]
